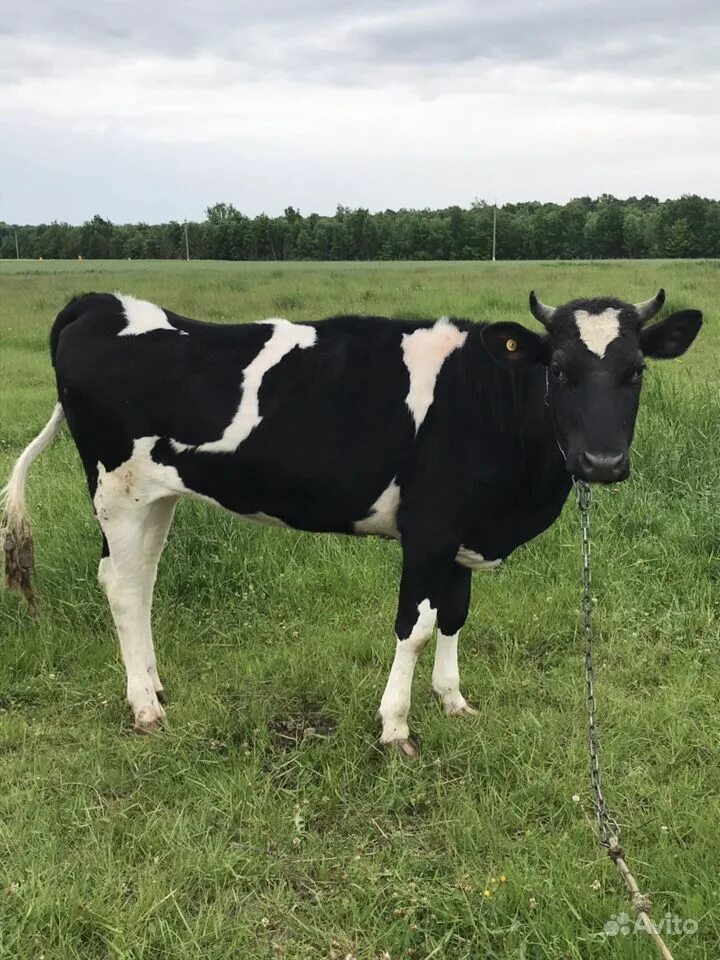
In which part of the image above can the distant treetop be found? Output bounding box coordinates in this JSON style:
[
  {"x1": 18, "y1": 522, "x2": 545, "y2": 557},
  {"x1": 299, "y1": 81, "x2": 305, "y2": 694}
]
[{"x1": 3, "y1": 195, "x2": 719, "y2": 260}]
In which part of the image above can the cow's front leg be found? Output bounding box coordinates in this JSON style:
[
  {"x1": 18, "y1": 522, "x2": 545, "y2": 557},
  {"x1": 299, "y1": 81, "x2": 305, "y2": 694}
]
[
  {"x1": 433, "y1": 631, "x2": 478, "y2": 716},
  {"x1": 378, "y1": 601, "x2": 436, "y2": 756},
  {"x1": 432, "y1": 564, "x2": 477, "y2": 717},
  {"x1": 378, "y1": 544, "x2": 452, "y2": 755}
]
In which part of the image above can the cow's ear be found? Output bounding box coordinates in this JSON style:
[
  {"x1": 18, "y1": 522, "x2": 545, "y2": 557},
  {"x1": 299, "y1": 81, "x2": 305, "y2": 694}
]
[
  {"x1": 482, "y1": 322, "x2": 549, "y2": 369},
  {"x1": 639, "y1": 310, "x2": 702, "y2": 359}
]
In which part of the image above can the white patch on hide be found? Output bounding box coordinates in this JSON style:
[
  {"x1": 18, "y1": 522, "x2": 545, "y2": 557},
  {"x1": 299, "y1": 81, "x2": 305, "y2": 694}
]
[
  {"x1": 401, "y1": 319, "x2": 467, "y2": 431},
  {"x1": 94, "y1": 437, "x2": 189, "y2": 513},
  {"x1": 116, "y1": 294, "x2": 177, "y2": 336},
  {"x1": 354, "y1": 480, "x2": 401, "y2": 537},
  {"x1": 172, "y1": 318, "x2": 317, "y2": 453},
  {"x1": 94, "y1": 437, "x2": 226, "y2": 516}
]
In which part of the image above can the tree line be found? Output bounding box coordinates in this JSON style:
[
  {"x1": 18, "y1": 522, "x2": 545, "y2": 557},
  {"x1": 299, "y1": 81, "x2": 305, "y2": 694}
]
[{"x1": 2, "y1": 195, "x2": 719, "y2": 261}]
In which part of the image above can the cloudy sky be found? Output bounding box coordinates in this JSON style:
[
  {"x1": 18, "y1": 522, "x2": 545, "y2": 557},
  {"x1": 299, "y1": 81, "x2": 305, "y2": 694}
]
[{"x1": 2, "y1": 0, "x2": 719, "y2": 223}]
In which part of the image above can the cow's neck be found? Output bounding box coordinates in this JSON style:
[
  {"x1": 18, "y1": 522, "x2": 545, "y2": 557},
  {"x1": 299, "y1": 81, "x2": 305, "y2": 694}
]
[
  {"x1": 523, "y1": 364, "x2": 573, "y2": 503},
  {"x1": 450, "y1": 348, "x2": 573, "y2": 558},
  {"x1": 457, "y1": 342, "x2": 569, "y2": 494}
]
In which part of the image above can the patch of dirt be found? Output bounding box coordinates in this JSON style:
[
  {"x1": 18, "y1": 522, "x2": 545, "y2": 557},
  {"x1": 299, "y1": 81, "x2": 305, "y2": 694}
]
[
  {"x1": 0, "y1": 690, "x2": 41, "y2": 711},
  {"x1": 267, "y1": 712, "x2": 335, "y2": 751}
]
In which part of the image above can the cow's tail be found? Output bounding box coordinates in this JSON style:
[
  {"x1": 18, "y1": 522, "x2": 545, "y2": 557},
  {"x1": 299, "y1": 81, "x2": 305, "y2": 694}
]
[{"x1": 1, "y1": 402, "x2": 66, "y2": 616}]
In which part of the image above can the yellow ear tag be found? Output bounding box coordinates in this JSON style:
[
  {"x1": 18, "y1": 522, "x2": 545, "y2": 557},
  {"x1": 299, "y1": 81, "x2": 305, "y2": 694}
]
[{"x1": 506, "y1": 338, "x2": 518, "y2": 353}]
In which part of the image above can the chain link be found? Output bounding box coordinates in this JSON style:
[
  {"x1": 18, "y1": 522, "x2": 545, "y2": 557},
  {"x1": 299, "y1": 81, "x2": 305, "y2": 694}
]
[{"x1": 574, "y1": 478, "x2": 621, "y2": 847}]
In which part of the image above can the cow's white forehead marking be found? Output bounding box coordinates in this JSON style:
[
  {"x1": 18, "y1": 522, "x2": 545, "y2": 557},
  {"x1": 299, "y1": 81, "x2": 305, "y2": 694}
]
[
  {"x1": 401, "y1": 319, "x2": 467, "y2": 431},
  {"x1": 573, "y1": 307, "x2": 621, "y2": 358},
  {"x1": 116, "y1": 294, "x2": 177, "y2": 336}
]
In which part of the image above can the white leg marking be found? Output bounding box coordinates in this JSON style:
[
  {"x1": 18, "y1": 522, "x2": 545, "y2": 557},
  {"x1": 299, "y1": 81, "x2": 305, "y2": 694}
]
[
  {"x1": 401, "y1": 320, "x2": 467, "y2": 431},
  {"x1": 573, "y1": 307, "x2": 621, "y2": 358},
  {"x1": 94, "y1": 442, "x2": 186, "y2": 729},
  {"x1": 379, "y1": 599, "x2": 437, "y2": 747},
  {"x1": 96, "y1": 501, "x2": 165, "y2": 730},
  {"x1": 140, "y1": 497, "x2": 178, "y2": 694},
  {"x1": 116, "y1": 293, "x2": 179, "y2": 336},
  {"x1": 354, "y1": 480, "x2": 401, "y2": 537},
  {"x1": 433, "y1": 630, "x2": 477, "y2": 716},
  {"x1": 172, "y1": 318, "x2": 317, "y2": 454}
]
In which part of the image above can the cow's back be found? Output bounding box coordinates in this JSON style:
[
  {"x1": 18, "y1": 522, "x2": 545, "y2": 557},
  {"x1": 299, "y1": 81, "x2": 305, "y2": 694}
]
[{"x1": 51, "y1": 295, "x2": 447, "y2": 533}]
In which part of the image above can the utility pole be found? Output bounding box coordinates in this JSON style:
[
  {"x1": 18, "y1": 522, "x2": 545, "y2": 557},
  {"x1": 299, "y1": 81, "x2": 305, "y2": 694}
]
[
  {"x1": 14, "y1": 230, "x2": 19, "y2": 259},
  {"x1": 184, "y1": 220, "x2": 190, "y2": 261},
  {"x1": 491, "y1": 201, "x2": 497, "y2": 262}
]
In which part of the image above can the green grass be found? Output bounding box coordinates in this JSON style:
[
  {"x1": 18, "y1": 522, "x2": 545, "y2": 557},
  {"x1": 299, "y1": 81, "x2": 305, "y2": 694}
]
[{"x1": 1, "y1": 259, "x2": 719, "y2": 959}]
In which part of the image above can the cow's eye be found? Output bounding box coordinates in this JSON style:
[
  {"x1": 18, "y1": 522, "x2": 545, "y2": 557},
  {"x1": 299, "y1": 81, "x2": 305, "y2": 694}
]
[
  {"x1": 629, "y1": 363, "x2": 646, "y2": 383},
  {"x1": 550, "y1": 361, "x2": 568, "y2": 384}
]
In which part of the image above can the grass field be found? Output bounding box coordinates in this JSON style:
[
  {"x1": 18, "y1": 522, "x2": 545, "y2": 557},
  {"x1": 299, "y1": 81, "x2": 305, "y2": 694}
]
[{"x1": 1, "y1": 259, "x2": 719, "y2": 959}]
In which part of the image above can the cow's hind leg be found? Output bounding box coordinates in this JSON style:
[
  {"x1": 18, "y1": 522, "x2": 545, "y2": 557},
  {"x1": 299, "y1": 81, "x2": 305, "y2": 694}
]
[
  {"x1": 141, "y1": 497, "x2": 178, "y2": 702},
  {"x1": 96, "y1": 486, "x2": 174, "y2": 732}
]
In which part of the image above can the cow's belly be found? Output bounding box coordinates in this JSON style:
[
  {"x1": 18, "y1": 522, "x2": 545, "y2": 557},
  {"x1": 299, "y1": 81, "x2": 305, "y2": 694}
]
[{"x1": 150, "y1": 437, "x2": 402, "y2": 536}]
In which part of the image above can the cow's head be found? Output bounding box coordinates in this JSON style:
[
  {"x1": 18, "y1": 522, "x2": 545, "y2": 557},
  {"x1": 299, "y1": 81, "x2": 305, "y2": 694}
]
[{"x1": 483, "y1": 290, "x2": 702, "y2": 483}]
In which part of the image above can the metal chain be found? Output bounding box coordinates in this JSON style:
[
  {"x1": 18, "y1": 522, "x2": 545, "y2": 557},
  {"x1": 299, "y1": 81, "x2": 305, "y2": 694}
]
[
  {"x1": 574, "y1": 478, "x2": 675, "y2": 959},
  {"x1": 574, "y1": 478, "x2": 621, "y2": 847}
]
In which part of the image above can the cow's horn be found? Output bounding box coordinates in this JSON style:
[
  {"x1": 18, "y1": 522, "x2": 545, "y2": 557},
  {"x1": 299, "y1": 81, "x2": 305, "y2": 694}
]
[
  {"x1": 634, "y1": 288, "x2": 665, "y2": 324},
  {"x1": 529, "y1": 290, "x2": 556, "y2": 328}
]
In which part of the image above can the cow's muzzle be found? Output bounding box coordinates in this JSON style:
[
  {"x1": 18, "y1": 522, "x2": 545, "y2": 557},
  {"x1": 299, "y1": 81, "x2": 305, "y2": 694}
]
[{"x1": 575, "y1": 450, "x2": 629, "y2": 484}]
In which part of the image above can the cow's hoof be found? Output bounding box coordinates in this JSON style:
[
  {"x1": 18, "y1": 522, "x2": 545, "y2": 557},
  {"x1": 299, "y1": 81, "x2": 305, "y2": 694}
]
[
  {"x1": 375, "y1": 711, "x2": 419, "y2": 757},
  {"x1": 435, "y1": 691, "x2": 479, "y2": 717},
  {"x1": 445, "y1": 701, "x2": 479, "y2": 718},
  {"x1": 385, "y1": 737, "x2": 420, "y2": 758},
  {"x1": 133, "y1": 707, "x2": 165, "y2": 733}
]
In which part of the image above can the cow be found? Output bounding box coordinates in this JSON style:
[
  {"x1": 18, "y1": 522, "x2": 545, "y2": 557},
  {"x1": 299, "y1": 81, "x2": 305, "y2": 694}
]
[{"x1": 1, "y1": 290, "x2": 701, "y2": 754}]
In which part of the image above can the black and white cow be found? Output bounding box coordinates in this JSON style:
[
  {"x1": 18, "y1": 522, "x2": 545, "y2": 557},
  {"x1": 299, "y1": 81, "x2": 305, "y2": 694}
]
[{"x1": 2, "y1": 290, "x2": 701, "y2": 753}]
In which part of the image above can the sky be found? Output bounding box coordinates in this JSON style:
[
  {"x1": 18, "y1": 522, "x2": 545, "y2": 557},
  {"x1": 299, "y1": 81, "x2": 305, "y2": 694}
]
[{"x1": 2, "y1": 0, "x2": 719, "y2": 224}]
